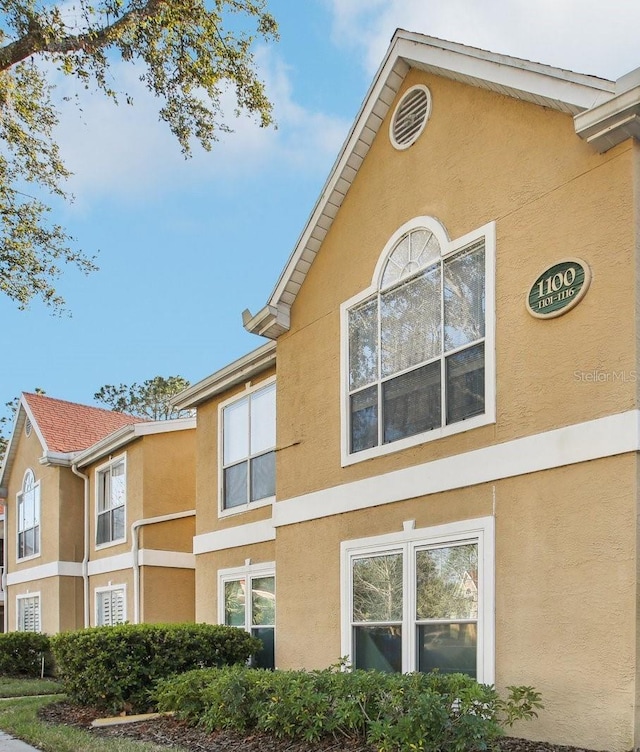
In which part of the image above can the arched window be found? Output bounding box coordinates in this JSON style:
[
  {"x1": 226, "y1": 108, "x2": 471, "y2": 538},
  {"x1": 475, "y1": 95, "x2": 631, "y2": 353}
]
[
  {"x1": 343, "y1": 217, "x2": 494, "y2": 461},
  {"x1": 17, "y1": 469, "x2": 40, "y2": 559}
]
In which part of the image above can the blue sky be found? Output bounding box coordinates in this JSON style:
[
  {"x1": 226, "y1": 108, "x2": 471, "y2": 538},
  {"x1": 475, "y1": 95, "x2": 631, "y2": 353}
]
[{"x1": 2, "y1": 0, "x2": 640, "y2": 411}]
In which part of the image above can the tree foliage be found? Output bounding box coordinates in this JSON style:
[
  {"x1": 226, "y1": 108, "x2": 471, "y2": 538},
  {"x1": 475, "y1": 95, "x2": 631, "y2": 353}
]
[
  {"x1": 0, "y1": 0, "x2": 278, "y2": 310},
  {"x1": 94, "y1": 375, "x2": 191, "y2": 420}
]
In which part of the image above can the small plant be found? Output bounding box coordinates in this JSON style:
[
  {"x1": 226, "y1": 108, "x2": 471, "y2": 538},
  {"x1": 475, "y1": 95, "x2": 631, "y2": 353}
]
[{"x1": 154, "y1": 663, "x2": 544, "y2": 752}]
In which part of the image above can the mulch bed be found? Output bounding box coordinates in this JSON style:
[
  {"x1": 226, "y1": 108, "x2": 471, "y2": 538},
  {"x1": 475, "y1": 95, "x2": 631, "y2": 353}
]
[{"x1": 37, "y1": 701, "x2": 600, "y2": 752}]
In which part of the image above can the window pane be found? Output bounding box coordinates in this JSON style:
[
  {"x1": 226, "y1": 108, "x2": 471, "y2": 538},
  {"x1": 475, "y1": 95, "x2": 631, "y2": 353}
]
[
  {"x1": 98, "y1": 471, "x2": 109, "y2": 512},
  {"x1": 224, "y1": 580, "x2": 246, "y2": 626},
  {"x1": 418, "y1": 623, "x2": 477, "y2": 678},
  {"x1": 17, "y1": 532, "x2": 24, "y2": 559},
  {"x1": 112, "y1": 506, "x2": 125, "y2": 541},
  {"x1": 446, "y1": 344, "x2": 484, "y2": 425},
  {"x1": 354, "y1": 626, "x2": 402, "y2": 672},
  {"x1": 223, "y1": 462, "x2": 248, "y2": 509},
  {"x1": 251, "y1": 384, "x2": 276, "y2": 454},
  {"x1": 353, "y1": 553, "x2": 403, "y2": 622},
  {"x1": 111, "y1": 463, "x2": 125, "y2": 508},
  {"x1": 24, "y1": 528, "x2": 34, "y2": 557},
  {"x1": 251, "y1": 626, "x2": 275, "y2": 670},
  {"x1": 32, "y1": 487, "x2": 40, "y2": 525},
  {"x1": 250, "y1": 451, "x2": 275, "y2": 502},
  {"x1": 444, "y1": 245, "x2": 485, "y2": 351},
  {"x1": 383, "y1": 361, "x2": 441, "y2": 443},
  {"x1": 96, "y1": 513, "x2": 110, "y2": 545},
  {"x1": 349, "y1": 298, "x2": 378, "y2": 390},
  {"x1": 350, "y1": 386, "x2": 378, "y2": 453},
  {"x1": 22, "y1": 489, "x2": 34, "y2": 529},
  {"x1": 381, "y1": 266, "x2": 441, "y2": 377},
  {"x1": 416, "y1": 544, "x2": 478, "y2": 620},
  {"x1": 252, "y1": 576, "x2": 275, "y2": 626},
  {"x1": 223, "y1": 398, "x2": 249, "y2": 465},
  {"x1": 32, "y1": 525, "x2": 40, "y2": 555}
]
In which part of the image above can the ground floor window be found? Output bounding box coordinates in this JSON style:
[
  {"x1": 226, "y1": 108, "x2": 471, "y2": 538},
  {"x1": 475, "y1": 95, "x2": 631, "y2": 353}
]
[
  {"x1": 219, "y1": 562, "x2": 275, "y2": 669},
  {"x1": 17, "y1": 593, "x2": 40, "y2": 632},
  {"x1": 341, "y1": 516, "x2": 494, "y2": 682},
  {"x1": 96, "y1": 585, "x2": 126, "y2": 626}
]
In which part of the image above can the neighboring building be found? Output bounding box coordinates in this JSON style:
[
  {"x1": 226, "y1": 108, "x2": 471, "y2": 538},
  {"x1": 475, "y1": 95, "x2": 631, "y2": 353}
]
[
  {"x1": 176, "y1": 31, "x2": 640, "y2": 752},
  {"x1": 0, "y1": 503, "x2": 5, "y2": 631},
  {"x1": 0, "y1": 393, "x2": 144, "y2": 633},
  {"x1": 0, "y1": 393, "x2": 196, "y2": 633},
  {"x1": 73, "y1": 417, "x2": 196, "y2": 627}
]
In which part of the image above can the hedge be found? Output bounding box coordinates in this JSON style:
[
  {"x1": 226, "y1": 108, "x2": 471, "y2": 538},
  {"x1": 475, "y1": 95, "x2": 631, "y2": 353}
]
[
  {"x1": 50, "y1": 622, "x2": 261, "y2": 712},
  {"x1": 0, "y1": 632, "x2": 52, "y2": 677},
  {"x1": 155, "y1": 664, "x2": 543, "y2": 752}
]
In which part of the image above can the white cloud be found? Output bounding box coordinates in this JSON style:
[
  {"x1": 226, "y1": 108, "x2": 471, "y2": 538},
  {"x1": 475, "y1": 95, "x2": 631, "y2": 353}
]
[
  {"x1": 49, "y1": 45, "x2": 350, "y2": 207},
  {"x1": 326, "y1": 0, "x2": 640, "y2": 80}
]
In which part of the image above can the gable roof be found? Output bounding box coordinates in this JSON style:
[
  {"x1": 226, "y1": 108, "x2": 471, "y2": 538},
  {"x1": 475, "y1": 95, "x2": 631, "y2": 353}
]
[
  {"x1": 0, "y1": 393, "x2": 145, "y2": 494},
  {"x1": 243, "y1": 29, "x2": 638, "y2": 340},
  {"x1": 23, "y1": 392, "x2": 146, "y2": 454}
]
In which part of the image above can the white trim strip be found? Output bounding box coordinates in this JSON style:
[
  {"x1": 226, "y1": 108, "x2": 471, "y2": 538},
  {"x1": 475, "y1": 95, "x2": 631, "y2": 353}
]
[
  {"x1": 194, "y1": 519, "x2": 276, "y2": 554},
  {"x1": 87, "y1": 552, "x2": 133, "y2": 576},
  {"x1": 275, "y1": 410, "x2": 640, "y2": 527},
  {"x1": 6, "y1": 561, "x2": 83, "y2": 586},
  {"x1": 138, "y1": 550, "x2": 196, "y2": 569}
]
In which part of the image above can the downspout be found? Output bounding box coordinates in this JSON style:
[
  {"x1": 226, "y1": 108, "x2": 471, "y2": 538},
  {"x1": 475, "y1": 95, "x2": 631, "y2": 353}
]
[
  {"x1": 71, "y1": 464, "x2": 90, "y2": 628},
  {"x1": 131, "y1": 510, "x2": 195, "y2": 625}
]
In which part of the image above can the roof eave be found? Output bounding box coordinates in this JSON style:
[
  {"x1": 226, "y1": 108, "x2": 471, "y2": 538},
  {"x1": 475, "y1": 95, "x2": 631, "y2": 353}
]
[
  {"x1": 173, "y1": 341, "x2": 277, "y2": 410},
  {"x1": 575, "y1": 84, "x2": 640, "y2": 152},
  {"x1": 247, "y1": 29, "x2": 617, "y2": 335}
]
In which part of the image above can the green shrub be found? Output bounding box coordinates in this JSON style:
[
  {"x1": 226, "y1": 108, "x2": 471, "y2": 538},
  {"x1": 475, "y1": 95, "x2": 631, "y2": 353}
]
[
  {"x1": 0, "y1": 632, "x2": 52, "y2": 677},
  {"x1": 50, "y1": 622, "x2": 261, "y2": 713},
  {"x1": 155, "y1": 664, "x2": 543, "y2": 752}
]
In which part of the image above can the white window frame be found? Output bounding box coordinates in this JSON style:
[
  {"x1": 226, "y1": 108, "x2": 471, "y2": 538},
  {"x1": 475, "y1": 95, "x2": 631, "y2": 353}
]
[
  {"x1": 340, "y1": 217, "x2": 496, "y2": 467},
  {"x1": 218, "y1": 561, "x2": 276, "y2": 666},
  {"x1": 95, "y1": 454, "x2": 127, "y2": 549},
  {"x1": 16, "y1": 469, "x2": 41, "y2": 562},
  {"x1": 218, "y1": 376, "x2": 276, "y2": 518},
  {"x1": 95, "y1": 583, "x2": 127, "y2": 626},
  {"x1": 16, "y1": 592, "x2": 41, "y2": 632},
  {"x1": 340, "y1": 516, "x2": 494, "y2": 684}
]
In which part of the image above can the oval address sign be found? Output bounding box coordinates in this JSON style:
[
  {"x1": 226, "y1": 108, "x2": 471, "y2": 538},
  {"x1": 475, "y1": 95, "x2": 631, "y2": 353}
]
[{"x1": 526, "y1": 258, "x2": 591, "y2": 319}]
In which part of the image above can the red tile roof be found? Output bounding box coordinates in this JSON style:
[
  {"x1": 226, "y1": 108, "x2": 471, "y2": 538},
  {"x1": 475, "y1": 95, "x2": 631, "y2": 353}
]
[{"x1": 23, "y1": 392, "x2": 146, "y2": 454}]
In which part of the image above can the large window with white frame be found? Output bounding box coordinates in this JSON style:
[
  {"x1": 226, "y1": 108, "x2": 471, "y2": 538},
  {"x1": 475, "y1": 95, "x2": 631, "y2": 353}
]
[
  {"x1": 342, "y1": 217, "x2": 495, "y2": 464},
  {"x1": 96, "y1": 456, "x2": 126, "y2": 546},
  {"x1": 219, "y1": 563, "x2": 275, "y2": 669},
  {"x1": 220, "y1": 380, "x2": 276, "y2": 513},
  {"x1": 341, "y1": 517, "x2": 494, "y2": 682},
  {"x1": 95, "y1": 585, "x2": 126, "y2": 626},
  {"x1": 17, "y1": 593, "x2": 41, "y2": 632},
  {"x1": 17, "y1": 469, "x2": 40, "y2": 560}
]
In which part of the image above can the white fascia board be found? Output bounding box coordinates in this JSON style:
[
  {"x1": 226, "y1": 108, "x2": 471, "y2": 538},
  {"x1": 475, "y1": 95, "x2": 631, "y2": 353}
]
[
  {"x1": 173, "y1": 341, "x2": 277, "y2": 410},
  {"x1": 87, "y1": 552, "x2": 134, "y2": 576},
  {"x1": 274, "y1": 410, "x2": 640, "y2": 528},
  {"x1": 40, "y1": 451, "x2": 78, "y2": 467},
  {"x1": 574, "y1": 84, "x2": 640, "y2": 152},
  {"x1": 137, "y1": 549, "x2": 195, "y2": 569},
  {"x1": 74, "y1": 417, "x2": 196, "y2": 468},
  {"x1": 0, "y1": 399, "x2": 46, "y2": 491}
]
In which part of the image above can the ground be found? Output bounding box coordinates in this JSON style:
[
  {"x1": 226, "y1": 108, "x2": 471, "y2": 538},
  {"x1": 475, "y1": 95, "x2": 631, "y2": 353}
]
[{"x1": 38, "y1": 702, "x2": 601, "y2": 752}]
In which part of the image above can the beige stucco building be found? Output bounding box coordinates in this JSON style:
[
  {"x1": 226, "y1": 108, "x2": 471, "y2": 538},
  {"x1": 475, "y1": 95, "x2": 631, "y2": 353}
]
[
  {"x1": 175, "y1": 32, "x2": 640, "y2": 751},
  {"x1": 0, "y1": 392, "x2": 196, "y2": 632}
]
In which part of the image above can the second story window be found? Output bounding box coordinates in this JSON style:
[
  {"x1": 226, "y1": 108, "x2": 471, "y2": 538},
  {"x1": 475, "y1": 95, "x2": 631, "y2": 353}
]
[
  {"x1": 96, "y1": 457, "x2": 126, "y2": 546},
  {"x1": 17, "y1": 469, "x2": 40, "y2": 560},
  {"x1": 221, "y1": 380, "x2": 276, "y2": 512}
]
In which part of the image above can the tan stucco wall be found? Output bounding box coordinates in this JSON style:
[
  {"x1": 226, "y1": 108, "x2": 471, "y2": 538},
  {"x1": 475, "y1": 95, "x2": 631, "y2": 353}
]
[
  {"x1": 9, "y1": 575, "x2": 82, "y2": 634},
  {"x1": 194, "y1": 541, "x2": 275, "y2": 624},
  {"x1": 274, "y1": 453, "x2": 636, "y2": 751},
  {"x1": 195, "y1": 368, "x2": 276, "y2": 536},
  {"x1": 141, "y1": 566, "x2": 194, "y2": 623},
  {"x1": 276, "y1": 70, "x2": 636, "y2": 502},
  {"x1": 58, "y1": 470, "x2": 84, "y2": 563}
]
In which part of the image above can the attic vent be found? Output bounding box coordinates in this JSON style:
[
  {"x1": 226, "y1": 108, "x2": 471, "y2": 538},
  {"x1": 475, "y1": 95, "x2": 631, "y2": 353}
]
[
  {"x1": 390, "y1": 85, "x2": 431, "y2": 150},
  {"x1": 25, "y1": 418, "x2": 32, "y2": 437}
]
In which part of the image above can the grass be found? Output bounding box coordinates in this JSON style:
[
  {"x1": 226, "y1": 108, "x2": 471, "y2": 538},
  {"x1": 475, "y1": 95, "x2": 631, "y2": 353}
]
[
  {"x1": 0, "y1": 693, "x2": 185, "y2": 752},
  {"x1": 0, "y1": 676, "x2": 63, "y2": 697}
]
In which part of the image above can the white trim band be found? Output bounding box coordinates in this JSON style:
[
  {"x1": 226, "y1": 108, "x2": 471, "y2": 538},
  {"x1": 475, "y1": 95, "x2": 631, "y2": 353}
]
[
  {"x1": 138, "y1": 550, "x2": 195, "y2": 569},
  {"x1": 194, "y1": 519, "x2": 276, "y2": 554},
  {"x1": 275, "y1": 410, "x2": 640, "y2": 527},
  {"x1": 7, "y1": 561, "x2": 83, "y2": 586}
]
